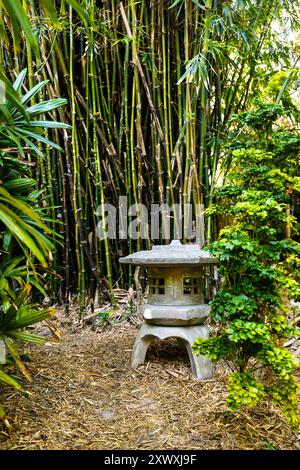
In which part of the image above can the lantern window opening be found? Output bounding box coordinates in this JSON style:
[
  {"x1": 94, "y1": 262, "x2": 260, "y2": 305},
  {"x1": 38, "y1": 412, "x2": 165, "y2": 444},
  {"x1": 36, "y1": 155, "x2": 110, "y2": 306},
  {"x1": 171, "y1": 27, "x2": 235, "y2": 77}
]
[
  {"x1": 183, "y1": 276, "x2": 201, "y2": 295},
  {"x1": 149, "y1": 276, "x2": 165, "y2": 295}
]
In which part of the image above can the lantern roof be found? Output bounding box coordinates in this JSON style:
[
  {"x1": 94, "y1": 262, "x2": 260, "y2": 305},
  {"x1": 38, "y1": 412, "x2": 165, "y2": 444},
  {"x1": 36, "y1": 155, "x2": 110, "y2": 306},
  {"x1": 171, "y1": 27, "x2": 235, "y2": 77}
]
[{"x1": 119, "y1": 240, "x2": 218, "y2": 267}]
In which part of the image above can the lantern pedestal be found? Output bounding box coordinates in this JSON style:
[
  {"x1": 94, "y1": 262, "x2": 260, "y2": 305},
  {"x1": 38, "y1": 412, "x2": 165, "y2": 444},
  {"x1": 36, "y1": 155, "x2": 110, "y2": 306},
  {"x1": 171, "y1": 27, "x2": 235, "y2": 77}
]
[{"x1": 131, "y1": 324, "x2": 213, "y2": 380}]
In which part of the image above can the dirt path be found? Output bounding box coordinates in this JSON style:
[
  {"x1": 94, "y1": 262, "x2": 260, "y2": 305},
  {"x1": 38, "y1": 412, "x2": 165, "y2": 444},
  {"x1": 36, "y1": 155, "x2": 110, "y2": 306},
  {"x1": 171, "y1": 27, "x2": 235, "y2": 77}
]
[{"x1": 0, "y1": 318, "x2": 298, "y2": 450}]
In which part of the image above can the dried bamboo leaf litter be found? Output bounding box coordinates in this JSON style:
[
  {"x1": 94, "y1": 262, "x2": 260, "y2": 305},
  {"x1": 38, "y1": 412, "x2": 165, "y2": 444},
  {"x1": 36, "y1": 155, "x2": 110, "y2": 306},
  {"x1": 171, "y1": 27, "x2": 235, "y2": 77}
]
[{"x1": 0, "y1": 308, "x2": 299, "y2": 450}]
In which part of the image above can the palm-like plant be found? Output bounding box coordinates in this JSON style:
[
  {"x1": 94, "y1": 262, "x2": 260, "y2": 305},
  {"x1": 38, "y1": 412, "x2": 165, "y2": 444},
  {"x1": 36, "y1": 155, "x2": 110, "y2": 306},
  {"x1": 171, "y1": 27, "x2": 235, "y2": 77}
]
[
  {"x1": 0, "y1": 68, "x2": 69, "y2": 265},
  {"x1": 0, "y1": 68, "x2": 70, "y2": 421},
  {"x1": 0, "y1": 284, "x2": 55, "y2": 421}
]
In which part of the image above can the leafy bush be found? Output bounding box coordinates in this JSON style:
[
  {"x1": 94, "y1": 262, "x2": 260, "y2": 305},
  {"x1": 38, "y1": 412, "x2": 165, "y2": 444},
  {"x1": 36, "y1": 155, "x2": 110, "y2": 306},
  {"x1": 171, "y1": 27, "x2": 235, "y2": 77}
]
[{"x1": 194, "y1": 108, "x2": 300, "y2": 430}]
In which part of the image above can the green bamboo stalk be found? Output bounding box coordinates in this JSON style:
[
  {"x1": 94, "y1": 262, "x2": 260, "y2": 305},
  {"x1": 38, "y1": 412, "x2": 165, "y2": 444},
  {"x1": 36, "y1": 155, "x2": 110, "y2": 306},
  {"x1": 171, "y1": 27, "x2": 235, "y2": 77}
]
[
  {"x1": 0, "y1": 0, "x2": 295, "y2": 307},
  {"x1": 69, "y1": 5, "x2": 86, "y2": 310}
]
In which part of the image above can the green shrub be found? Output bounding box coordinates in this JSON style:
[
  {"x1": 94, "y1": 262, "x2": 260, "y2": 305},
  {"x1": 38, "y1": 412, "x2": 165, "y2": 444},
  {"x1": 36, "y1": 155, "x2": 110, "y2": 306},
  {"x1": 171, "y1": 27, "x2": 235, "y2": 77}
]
[{"x1": 194, "y1": 114, "x2": 300, "y2": 430}]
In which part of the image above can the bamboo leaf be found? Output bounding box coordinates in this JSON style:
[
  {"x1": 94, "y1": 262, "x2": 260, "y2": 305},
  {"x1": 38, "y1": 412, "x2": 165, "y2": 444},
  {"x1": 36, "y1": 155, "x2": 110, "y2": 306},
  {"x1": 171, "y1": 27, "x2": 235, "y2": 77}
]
[
  {"x1": 0, "y1": 65, "x2": 28, "y2": 118},
  {"x1": 20, "y1": 80, "x2": 49, "y2": 106},
  {"x1": 12, "y1": 69, "x2": 27, "y2": 93},
  {"x1": 191, "y1": 0, "x2": 206, "y2": 9},
  {"x1": 2, "y1": 0, "x2": 40, "y2": 58},
  {"x1": 11, "y1": 131, "x2": 44, "y2": 157},
  {"x1": 2, "y1": 336, "x2": 32, "y2": 381},
  {"x1": 15, "y1": 129, "x2": 64, "y2": 152},
  {"x1": 2, "y1": 230, "x2": 12, "y2": 251},
  {"x1": 0, "y1": 204, "x2": 48, "y2": 266},
  {"x1": 26, "y1": 278, "x2": 47, "y2": 297},
  {"x1": 0, "y1": 0, "x2": 21, "y2": 53},
  {"x1": 7, "y1": 331, "x2": 46, "y2": 345},
  {"x1": 0, "y1": 14, "x2": 8, "y2": 45},
  {"x1": 40, "y1": 0, "x2": 59, "y2": 25},
  {"x1": 0, "y1": 128, "x2": 26, "y2": 157},
  {"x1": 16, "y1": 120, "x2": 71, "y2": 129},
  {"x1": 3, "y1": 178, "x2": 36, "y2": 192},
  {"x1": 25, "y1": 98, "x2": 68, "y2": 117},
  {"x1": 169, "y1": 0, "x2": 183, "y2": 8},
  {"x1": 0, "y1": 187, "x2": 49, "y2": 230},
  {"x1": 6, "y1": 308, "x2": 51, "y2": 330},
  {"x1": 2, "y1": 285, "x2": 32, "y2": 325},
  {"x1": 25, "y1": 224, "x2": 56, "y2": 250},
  {"x1": 21, "y1": 121, "x2": 72, "y2": 129},
  {"x1": 1, "y1": 255, "x2": 24, "y2": 273},
  {"x1": 64, "y1": 0, "x2": 90, "y2": 23},
  {"x1": 0, "y1": 369, "x2": 24, "y2": 392}
]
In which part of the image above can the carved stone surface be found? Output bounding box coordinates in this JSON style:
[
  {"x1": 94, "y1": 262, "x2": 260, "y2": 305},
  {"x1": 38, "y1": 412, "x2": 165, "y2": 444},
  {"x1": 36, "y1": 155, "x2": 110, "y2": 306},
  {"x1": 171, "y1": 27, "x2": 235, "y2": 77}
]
[
  {"x1": 142, "y1": 304, "x2": 210, "y2": 326},
  {"x1": 120, "y1": 240, "x2": 218, "y2": 267},
  {"x1": 146, "y1": 267, "x2": 205, "y2": 305}
]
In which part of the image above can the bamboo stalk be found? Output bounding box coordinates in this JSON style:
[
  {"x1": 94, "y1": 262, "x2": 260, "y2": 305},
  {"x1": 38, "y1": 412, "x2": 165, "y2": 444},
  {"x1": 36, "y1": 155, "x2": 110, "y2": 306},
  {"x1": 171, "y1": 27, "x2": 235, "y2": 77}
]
[{"x1": 0, "y1": 0, "x2": 296, "y2": 310}]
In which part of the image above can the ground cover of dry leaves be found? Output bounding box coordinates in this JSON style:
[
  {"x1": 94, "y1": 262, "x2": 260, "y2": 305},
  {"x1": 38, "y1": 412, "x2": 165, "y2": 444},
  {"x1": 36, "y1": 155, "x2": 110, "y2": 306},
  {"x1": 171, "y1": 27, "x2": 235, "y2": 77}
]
[{"x1": 0, "y1": 309, "x2": 299, "y2": 450}]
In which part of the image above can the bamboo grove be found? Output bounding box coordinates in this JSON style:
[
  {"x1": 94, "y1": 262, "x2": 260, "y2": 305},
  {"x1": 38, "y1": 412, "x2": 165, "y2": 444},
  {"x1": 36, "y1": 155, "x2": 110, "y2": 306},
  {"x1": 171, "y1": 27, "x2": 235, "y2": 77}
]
[{"x1": 0, "y1": 0, "x2": 299, "y2": 310}]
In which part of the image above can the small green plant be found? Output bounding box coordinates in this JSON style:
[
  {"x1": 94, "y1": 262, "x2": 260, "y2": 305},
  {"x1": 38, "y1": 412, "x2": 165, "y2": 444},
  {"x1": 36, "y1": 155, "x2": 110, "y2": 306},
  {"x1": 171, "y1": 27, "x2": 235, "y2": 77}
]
[
  {"x1": 0, "y1": 284, "x2": 55, "y2": 422},
  {"x1": 194, "y1": 111, "x2": 300, "y2": 430},
  {"x1": 97, "y1": 310, "x2": 113, "y2": 329}
]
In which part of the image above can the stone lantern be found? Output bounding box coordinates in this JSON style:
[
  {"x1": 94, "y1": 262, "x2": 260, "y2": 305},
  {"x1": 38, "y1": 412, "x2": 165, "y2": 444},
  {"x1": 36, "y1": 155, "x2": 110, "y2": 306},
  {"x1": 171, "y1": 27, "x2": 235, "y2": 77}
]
[{"x1": 120, "y1": 240, "x2": 218, "y2": 379}]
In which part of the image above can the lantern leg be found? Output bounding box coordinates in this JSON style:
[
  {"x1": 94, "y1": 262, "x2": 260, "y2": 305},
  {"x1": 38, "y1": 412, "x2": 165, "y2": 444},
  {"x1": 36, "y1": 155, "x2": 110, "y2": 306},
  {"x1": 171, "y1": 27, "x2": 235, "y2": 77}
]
[
  {"x1": 189, "y1": 347, "x2": 213, "y2": 379},
  {"x1": 131, "y1": 325, "x2": 154, "y2": 369},
  {"x1": 131, "y1": 324, "x2": 213, "y2": 380},
  {"x1": 176, "y1": 326, "x2": 213, "y2": 380}
]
